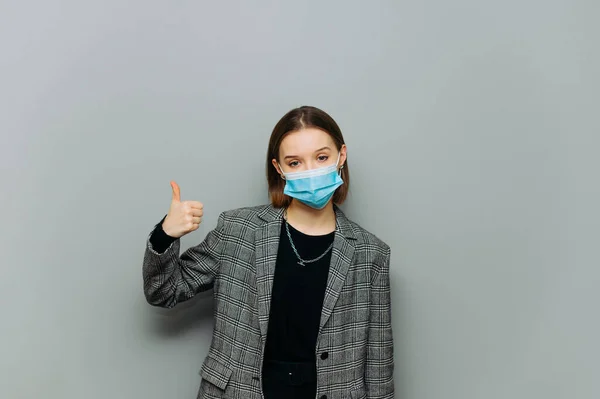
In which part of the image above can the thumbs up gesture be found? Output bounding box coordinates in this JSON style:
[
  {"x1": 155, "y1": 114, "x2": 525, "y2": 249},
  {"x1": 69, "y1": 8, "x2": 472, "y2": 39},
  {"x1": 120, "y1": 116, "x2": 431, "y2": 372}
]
[{"x1": 162, "y1": 181, "x2": 204, "y2": 238}]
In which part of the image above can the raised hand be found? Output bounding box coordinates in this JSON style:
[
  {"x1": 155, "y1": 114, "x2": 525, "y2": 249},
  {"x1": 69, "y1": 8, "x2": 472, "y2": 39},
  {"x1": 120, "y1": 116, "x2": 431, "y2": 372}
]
[{"x1": 162, "y1": 181, "x2": 204, "y2": 238}]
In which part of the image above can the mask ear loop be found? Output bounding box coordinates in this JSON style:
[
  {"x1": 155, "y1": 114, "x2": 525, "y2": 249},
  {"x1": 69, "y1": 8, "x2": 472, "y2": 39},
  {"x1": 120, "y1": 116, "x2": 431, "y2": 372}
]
[
  {"x1": 338, "y1": 150, "x2": 345, "y2": 174},
  {"x1": 333, "y1": 151, "x2": 344, "y2": 175},
  {"x1": 276, "y1": 162, "x2": 286, "y2": 180}
]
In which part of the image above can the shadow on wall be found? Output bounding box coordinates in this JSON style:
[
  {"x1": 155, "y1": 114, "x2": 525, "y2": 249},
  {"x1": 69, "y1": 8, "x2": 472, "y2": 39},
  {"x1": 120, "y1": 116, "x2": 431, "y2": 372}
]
[{"x1": 144, "y1": 290, "x2": 215, "y2": 338}]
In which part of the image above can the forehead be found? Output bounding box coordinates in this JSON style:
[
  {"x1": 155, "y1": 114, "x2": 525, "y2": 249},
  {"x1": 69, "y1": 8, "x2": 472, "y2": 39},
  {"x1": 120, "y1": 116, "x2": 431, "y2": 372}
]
[{"x1": 279, "y1": 128, "x2": 335, "y2": 155}]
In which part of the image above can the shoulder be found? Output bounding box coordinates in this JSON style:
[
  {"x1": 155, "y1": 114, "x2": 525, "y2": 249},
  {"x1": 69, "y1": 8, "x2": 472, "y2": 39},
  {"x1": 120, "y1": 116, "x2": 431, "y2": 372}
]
[
  {"x1": 221, "y1": 204, "x2": 271, "y2": 218},
  {"x1": 338, "y1": 211, "x2": 391, "y2": 271},
  {"x1": 208, "y1": 205, "x2": 273, "y2": 239},
  {"x1": 349, "y1": 219, "x2": 390, "y2": 253},
  {"x1": 218, "y1": 204, "x2": 273, "y2": 226},
  {"x1": 352, "y1": 223, "x2": 391, "y2": 279}
]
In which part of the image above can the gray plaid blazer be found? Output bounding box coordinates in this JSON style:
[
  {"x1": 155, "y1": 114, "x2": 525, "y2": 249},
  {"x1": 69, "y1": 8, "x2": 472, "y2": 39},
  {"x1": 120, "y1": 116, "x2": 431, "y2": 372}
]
[{"x1": 143, "y1": 204, "x2": 394, "y2": 399}]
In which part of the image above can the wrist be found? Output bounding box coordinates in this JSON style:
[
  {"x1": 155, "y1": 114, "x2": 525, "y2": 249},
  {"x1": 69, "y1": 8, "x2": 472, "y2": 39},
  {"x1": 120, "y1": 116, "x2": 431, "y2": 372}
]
[{"x1": 161, "y1": 221, "x2": 177, "y2": 238}]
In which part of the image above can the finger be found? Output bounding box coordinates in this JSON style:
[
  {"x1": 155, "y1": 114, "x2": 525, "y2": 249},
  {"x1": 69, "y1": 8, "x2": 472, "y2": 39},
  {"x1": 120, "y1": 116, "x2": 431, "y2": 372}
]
[
  {"x1": 191, "y1": 216, "x2": 202, "y2": 224},
  {"x1": 187, "y1": 201, "x2": 204, "y2": 210},
  {"x1": 189, "y1": 208, "x2": 203, "y2": 217},
  {"x1": 170, "y1": 181, "x2": 181, "y2": 202}
]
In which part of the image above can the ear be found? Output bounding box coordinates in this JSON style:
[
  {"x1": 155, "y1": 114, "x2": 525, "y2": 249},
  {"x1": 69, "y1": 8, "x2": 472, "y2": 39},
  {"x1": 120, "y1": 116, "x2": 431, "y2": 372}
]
[
  {"x1": 272, "y1": 158, "x2": 284, "y2": 178},
  {"x1": 339, "y1": 144, "x2": 348, "y2": 168}
]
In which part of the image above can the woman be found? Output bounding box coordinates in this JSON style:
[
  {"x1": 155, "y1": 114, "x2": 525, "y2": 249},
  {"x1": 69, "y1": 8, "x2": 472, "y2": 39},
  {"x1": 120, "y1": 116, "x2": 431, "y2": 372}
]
[{"x1": 143, "y1": 106, "x2": 394, "y2": 399}]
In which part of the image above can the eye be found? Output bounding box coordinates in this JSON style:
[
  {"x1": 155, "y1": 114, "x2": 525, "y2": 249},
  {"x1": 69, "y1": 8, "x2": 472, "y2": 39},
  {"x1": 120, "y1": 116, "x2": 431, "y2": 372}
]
[
  {"x1": 288, "y1": 160, "x2": 299, "y2": 167},
  {"x1": 317, "y1": 155, "x2": 329, "y2": 162}
]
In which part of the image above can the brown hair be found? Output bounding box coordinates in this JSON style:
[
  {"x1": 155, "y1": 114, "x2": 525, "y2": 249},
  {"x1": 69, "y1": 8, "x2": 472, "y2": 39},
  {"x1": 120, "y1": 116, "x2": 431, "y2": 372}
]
[{"x1": 266, "y1": 105, "x2": 350, "y2": 208}]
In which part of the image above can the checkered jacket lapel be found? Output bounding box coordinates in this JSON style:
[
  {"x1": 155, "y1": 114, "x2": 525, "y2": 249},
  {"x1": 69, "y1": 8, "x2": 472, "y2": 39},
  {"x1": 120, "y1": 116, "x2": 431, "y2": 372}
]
[
  {"x1": 254, "y1": 205, "x2": 283, "y2": 340},
  {"x1": 320, "y1": 206, "x2": 356, "y2": 335}
]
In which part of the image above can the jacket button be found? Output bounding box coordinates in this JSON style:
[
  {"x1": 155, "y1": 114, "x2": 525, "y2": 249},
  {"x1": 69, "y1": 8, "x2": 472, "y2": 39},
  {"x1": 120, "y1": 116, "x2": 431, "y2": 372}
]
[
  {"x1": 320, "y1": 352, "x2": 329, "y2": 360},
  {"x1": 320, "y1": 395, "x2": 327, "y2": 399}
]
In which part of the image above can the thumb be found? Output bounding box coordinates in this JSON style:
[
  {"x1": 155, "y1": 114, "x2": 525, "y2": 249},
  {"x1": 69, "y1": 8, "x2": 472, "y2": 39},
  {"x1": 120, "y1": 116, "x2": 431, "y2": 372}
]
[{"x1": 170, "y1": 181, "x2": 181, "y2": 202}]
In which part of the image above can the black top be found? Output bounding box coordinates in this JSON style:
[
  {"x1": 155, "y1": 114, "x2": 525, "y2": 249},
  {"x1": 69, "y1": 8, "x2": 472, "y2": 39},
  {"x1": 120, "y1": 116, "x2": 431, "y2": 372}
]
[
  {"x1": 148, "y1": 216, "x2": 335, "y2": 363},
  {"x1": 263, "y1": 221, "x2": 334, "y2": 362}
]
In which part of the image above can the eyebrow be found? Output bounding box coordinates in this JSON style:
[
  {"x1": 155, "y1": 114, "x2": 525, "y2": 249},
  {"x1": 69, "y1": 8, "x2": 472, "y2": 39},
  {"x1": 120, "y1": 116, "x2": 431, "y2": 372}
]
[{"x1": 283, "y1": 146, "x2": 332, "y2": 160}]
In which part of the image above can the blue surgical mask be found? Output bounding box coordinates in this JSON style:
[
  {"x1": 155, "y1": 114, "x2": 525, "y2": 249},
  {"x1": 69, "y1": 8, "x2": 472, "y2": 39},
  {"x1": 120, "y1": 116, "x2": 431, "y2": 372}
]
[{"x1": 279, "y1": 153, "x2": 344, "y2": 209}]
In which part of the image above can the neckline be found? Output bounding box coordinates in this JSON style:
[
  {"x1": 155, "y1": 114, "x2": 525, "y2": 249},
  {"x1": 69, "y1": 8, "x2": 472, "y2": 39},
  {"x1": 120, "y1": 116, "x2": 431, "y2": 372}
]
[{"x1": 284, "y1": 220, "x2": 336, "y2": 238}]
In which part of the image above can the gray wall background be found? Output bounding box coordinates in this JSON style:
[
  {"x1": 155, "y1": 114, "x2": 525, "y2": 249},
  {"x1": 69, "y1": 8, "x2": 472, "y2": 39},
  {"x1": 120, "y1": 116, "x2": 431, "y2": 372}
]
[{"x1": 1, "y1": 1, "x2": 598, "y2": 398}]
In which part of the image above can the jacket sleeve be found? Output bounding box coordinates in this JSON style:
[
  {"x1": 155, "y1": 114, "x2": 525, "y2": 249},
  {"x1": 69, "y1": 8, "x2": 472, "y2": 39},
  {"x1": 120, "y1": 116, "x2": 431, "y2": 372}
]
[
  {"x1": 142, "y1": 212, "x2": 226, "y2": 308},
  {"x1": 365, "y1": 248, "x2": 395, "y2": 398}
]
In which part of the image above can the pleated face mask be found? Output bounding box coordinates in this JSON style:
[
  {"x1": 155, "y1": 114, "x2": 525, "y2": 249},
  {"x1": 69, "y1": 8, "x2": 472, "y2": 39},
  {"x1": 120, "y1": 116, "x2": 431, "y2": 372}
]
[{"x1": 279, "y1": 153, "x2": 343, "y2": 209}]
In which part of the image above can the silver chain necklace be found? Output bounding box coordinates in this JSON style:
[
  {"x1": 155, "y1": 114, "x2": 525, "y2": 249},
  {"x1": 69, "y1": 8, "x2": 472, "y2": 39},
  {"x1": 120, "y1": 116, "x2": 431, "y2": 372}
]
[{"x1": 283, "y1": 210, "x2": 334, "y2": 266}]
